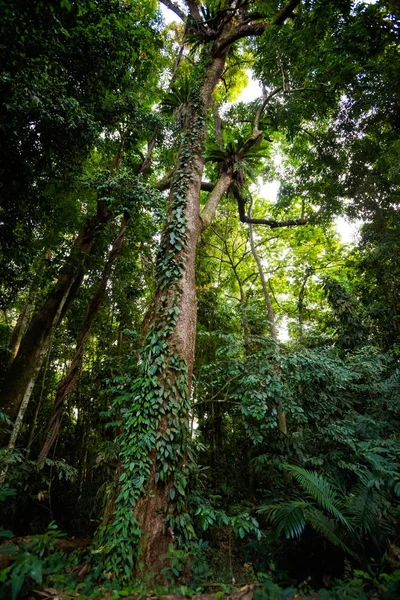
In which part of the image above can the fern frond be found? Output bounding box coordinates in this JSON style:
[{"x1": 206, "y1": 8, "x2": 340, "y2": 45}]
[
  {"x1": 259, "y1": 501, "x2": 308, "y2": 539},
  {"x1": 283, "y1": 464, "x2": 352, "y2": 530},
  {"x1": 347, "y1": 482, "x2": 379, "y2": 535},
  {"x1": 161, "y1": 78, "x2": 192, "y2": 114},
  {"x1": 305, "y1": 507, "x2": 356, "y2": 558}
]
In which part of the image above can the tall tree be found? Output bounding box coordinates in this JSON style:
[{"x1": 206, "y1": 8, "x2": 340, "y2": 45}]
[{"x1": 100, "y1": 0, "x2": 318, "y2": 579}]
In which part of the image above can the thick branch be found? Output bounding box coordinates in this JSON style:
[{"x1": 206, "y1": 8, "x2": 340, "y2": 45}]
[
  {"x1": 160, "y1": 0, "x2": 186, "y2": 21},
  {"x1": 200, "y1": 172, "x2": 233, "y2": 230},
  {"x1": 156, "y1": 177, "x2": 214, "y2": 193},
  {"x1": 139, "y1": 132, "x2": 158, "y2": 174},
  {"x1": 273, "y1": 0, "x2": 302, "y2": 26},
  {"x1": 216, "y1": 0, "x2": 302, "y2": 51},
  {"x1": 185, "y1": 0, "x2": 202, "y2": 23}
]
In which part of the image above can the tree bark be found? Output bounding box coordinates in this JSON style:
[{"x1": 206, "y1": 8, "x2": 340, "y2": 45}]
[
  {"x1": 131, "y1": 49, "x2": 230, "y2": 579},
  {"x1": 37, "y1": 217, "x2": 128, "y2": 467},
  {"x1": 8, "y1": 295, "x2": 34, "y2": 363},
  {"x1": 7, "y1": 250, "x2": 47, "y2": 362},
  {"x1": 0, "y1": 200, "x2": 112, "y2": 423}
]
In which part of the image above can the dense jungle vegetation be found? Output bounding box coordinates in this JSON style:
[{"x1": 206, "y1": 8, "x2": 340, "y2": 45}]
[{"x1": 1, "y1": 0, "x2": 400, "y2": 598}]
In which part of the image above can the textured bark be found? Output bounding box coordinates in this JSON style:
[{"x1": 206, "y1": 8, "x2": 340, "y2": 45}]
[
  {"x1": 7, "y1": 251, "x2": 47, "y2": 362},
  {"x1": 8, "y1": 295, "x2": 34, "y2": 363},
  {"x1": 37, "y1": 218, "x2": 128, "y2": 467},
  {"x1": 200, "y1": 172, "x2": 233, "y2": 230},
  {"x1": 0, "y1": 201, "x2": 112, "y2": 423},
  {"x1": 133, "y1": 48, "x2": 230, "y2": 578}
]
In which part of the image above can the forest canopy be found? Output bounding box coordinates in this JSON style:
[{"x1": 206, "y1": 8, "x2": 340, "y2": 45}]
[{"x1": 0, "y1": 1, "x2": 399, "y2": 598}]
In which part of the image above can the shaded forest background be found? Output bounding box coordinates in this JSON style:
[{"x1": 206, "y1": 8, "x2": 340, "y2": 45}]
[{"x1": 0, "y1": 0, "x2": 400, "y2": 598}]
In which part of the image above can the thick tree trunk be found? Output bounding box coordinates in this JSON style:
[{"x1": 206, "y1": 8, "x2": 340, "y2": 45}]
[
  {"x1": 37, "y1": 217, "x2": 128, "y2": 467},
  {"x1": 105, "y1": 1, "x2": 300, "y2": 578},
  {"x1": 0, "y1": 201, "x2": 112, "y2": 423},
  {"x1": 102, "y1": 50, "x2": 231, "y2": 580},
  {"x1": 135, "y1": 53, "x2": 228, "y2": 577}
]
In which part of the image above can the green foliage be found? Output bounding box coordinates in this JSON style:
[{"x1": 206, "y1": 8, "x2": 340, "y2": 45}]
[
  {"x1": 1, "y1": 0, "x2": 400, "y2": 595},
  {"x1": 0, "y1": 523, "x2": 66, "y2": 600},
  {"x1": 282, "y1": 465, "x2": 350, "y2": 528}
]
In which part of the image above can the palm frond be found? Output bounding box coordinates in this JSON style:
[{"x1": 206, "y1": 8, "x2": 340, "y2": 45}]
[
  {"x1": 305, "y1": 507, "x2": 357, "y2": 557},
  {"x1": 347, "y1": 482, "x2": 379, "y2": 535},
  {"x1": 259, "y1": 501, "x2": 308, "y2": 539},
  {"x1": 283, "y1": 464, "x2": 352, "y2": 530}
]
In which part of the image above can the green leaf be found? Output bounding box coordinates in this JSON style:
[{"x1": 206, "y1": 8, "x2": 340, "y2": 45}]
[
  {"x1": 305, "y1": 508, "x2": 356, "y2": 557},
  {"x1": 29, "y1": 556, "x2": 43, "y2": 583},
  {"x1": 259, "y1": 502, "x2": 308, "y2": 539},
  {"x1": 0, "y1": 530, "x2": 14, "y2": 538},
  {"x1": 283, "y1": 464, "x2": 352, "y2": 530},
  {"x1": 11, "y1": 572, "x2": 25, "y2": 600}
]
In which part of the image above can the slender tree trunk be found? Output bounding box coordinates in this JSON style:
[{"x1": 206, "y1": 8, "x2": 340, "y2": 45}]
[
  {"x1": 0, "y1": 279, "x2": 71, "y2": 483},
  {"x1": 26, "y1": 343, "x2": 52, "y2": 457},
  {"x1": 37, "y1": 217, "x2": 128, "y2": 467},
  {"x1": 7, "y1": 250, "x2": 47, "y2": 362},
  {"x1": 248, "y1": 220, "x2": 287, "y2": 434},
  {"x1": 8, "y1": 296, "x2": 34, "y2": 363},
  {"x1": 0, "y1": 201, "x2": 112, "y2": 423}
]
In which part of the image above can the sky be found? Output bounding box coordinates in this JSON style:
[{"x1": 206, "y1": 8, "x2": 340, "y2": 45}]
[{"x1": 159, "y1": 3, "x2": 359, "y2": 244}]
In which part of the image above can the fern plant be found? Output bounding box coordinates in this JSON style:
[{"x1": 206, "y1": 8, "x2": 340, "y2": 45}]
[
  {"x1": 259, "y1": 463, "x2": 396, "y2": 558},
  {"x1": 206, "y1": 136, "x2": 268, "y2": 183},
  {"x1": 161, "y1": 78, "x2": 192, "y2": 125},
  {"x1": 259, "y1": 464, "x2": 355, "y2": 556}
]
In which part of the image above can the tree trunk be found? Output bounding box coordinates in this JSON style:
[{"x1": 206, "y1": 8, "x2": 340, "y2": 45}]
[
  {"x1": 8, "y1": 295, "x2": 34, "y2": 363},
  {"x1": 103, "y1": 1, "x2": 301, "y2": 577},
  {"x1": 248, "y1": 220, "x2": 287, "y2": 435},
  {"x1": 136, "y1": 52, "x2": 229, "y2": 577},
  {"x1": 37, "y1": 217, "x2": 128, "y2": 467},
  {"x1": 0, "y1": 279, "x2": 71, "y2": 483},
  {"x1": 102, "y1": 49, "x2": 230, "y2": 580},
  {"x1": 0, "y1": 201, "x2": 112, "y2": 423},
  {"x1": 7, "y1": 250, "x2": 48, "y2": 362}
]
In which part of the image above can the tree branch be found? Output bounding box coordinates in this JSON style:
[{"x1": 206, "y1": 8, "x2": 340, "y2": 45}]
[
  {"x1": 253, "y1": 86, "x2": 283, "y2": 136},
  {"x1": 211, "y1": 98, "x2": 224, "y2": 148},
  {"x1": 200, "y1": 172, "x2": 233, "y2": 230},
  {"x1": 160, "y1": 0, "x2": 186, "y2": 21},
  {"x1": 156, "y1": 177, "x2": 214, "y2": 193},
  {"x1": 232, "y1": 183, "x2": 309, "y2": 228},
  {"x1": 216, "y1": 0, "x2": 302, "y2": 51},
  {"x1": 185, "y1": 0, "x2": 203, "y2": 23}
]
